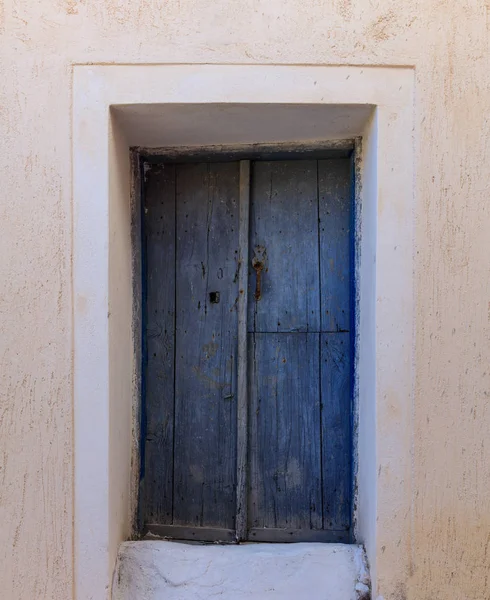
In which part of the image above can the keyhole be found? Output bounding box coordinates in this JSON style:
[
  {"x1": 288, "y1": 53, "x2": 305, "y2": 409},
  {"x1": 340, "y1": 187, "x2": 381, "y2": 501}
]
[{"x1": 209, "y1": 291, "x2": 220, "y2": 304}]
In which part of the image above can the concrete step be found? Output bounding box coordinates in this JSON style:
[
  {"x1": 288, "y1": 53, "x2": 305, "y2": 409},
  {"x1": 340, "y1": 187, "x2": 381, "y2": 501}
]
[{"x1": 113, "y1": 540, "x2": 370, "y2": 600}]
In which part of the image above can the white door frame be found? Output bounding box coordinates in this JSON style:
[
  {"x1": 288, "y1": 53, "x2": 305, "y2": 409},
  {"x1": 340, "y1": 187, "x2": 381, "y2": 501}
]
[{"x1": 72, "y1": 63, "x2": 415, "y2": 600}]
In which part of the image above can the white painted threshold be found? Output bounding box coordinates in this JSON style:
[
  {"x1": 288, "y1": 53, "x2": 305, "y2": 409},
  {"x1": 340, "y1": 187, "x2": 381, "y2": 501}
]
[{"x1": 112, "y1": 541, "x2": 370, "y2": 600}]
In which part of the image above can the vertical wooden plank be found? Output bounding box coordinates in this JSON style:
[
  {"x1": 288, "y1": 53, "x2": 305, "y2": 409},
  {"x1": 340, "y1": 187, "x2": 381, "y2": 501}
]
[
  {"x1": 248, "y1": 332, "x2": 323, "y2": 531},
  {"x1": 318, "y1": 159, "x2": 352, "y2": 532},
  {"x1": 321, "y1": 332, "x2": 352, "y2": 531},
  {"x1": 247, "y1": 159, "x2": 324, "y2": 535},
  {"x1": 142, "y1": 164, "x2": 176, "y2": 524},
  {"x1": 318, "y1": 159, "x2": 351, "y2": 332},
  {"x1": 236, "y1": 160, "x2": 250, "y2": 541},
  {"x1": 248, "y1": 160, "x2": 320, "y2": 333},
  {"x1": 173, "y1": 162, "x2": 239, "y2": 530}
]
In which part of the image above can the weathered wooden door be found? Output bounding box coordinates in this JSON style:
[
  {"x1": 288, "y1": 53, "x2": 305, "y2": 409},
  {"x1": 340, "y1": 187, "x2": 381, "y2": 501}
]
[{"x1": 141, "y1": 156, "x2": 352, "y2": 543}]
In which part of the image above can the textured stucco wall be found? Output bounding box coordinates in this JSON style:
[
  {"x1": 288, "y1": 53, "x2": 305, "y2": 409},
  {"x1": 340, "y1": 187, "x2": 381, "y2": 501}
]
[{"x1": 0, "y1": 1, "x2": 489, "y2": 599}]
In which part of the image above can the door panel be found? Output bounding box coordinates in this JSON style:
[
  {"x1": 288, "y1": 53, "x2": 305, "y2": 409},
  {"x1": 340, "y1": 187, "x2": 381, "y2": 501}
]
[
  {"x1": 173, "y1": 162, "x2": 239, "y2": 530},
  {"x1": 248, "y1": 161, "x2": 320, "y2": 333},
  {"x1": 247, "y1": 158, "x2": 352, "y2": 540},
  {"x1": 248, "y1": 332, "x2": 322, "y2": 531}
]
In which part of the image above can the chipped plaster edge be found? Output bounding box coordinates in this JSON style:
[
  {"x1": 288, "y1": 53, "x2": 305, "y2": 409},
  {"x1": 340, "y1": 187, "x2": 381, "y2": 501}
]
[{"x1": 354, "y1": 545, "x2": 371, "y2": 599}]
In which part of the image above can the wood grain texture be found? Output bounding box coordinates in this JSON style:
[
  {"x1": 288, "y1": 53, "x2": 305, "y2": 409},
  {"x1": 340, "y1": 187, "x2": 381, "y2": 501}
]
[
  {"x1": 321, "y1": 333, "x2": 352, "y2": 532},
  {"x1": 318, "y1": 159, "x2": 352, "y2": 532},
  {"x1": 248, "y1": 528, "x2": 348, "y2": 543},
  {"x1": 145, "y1": 524, "x2": 236, "y2": 543},
  {"x1": 173, "y1": 162, "x2": 239, "y2": 529},
  {"x1": 319, "y1": 159, "x2": 351, "y2": 332},
  {"x1": 247, "y1": 158, "x2": 352, "y2": 539},
  {"x1": 140, "y1": 140, "x2": 354, "y2": 163},
  {"x1": 248, "y1": 332, "x2": 323, "y2": 531},
  {"x1": 142, "y1": 164, "x2": 176, "y2": 524},
  {"x1": 248, "y1": 160, "x2": 320, "y2": 333},
  {"x1": 236, "y1": 160, "x2": 250, "y2": 541},
  {"x1": 141, "y1": 157, "x2": 353, "y2": 541}
]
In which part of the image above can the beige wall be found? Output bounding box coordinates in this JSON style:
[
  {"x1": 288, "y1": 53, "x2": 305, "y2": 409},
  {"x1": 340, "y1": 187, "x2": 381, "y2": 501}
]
[{"x1": 1, "y1": 1, "x2": 489, "y2": 599}]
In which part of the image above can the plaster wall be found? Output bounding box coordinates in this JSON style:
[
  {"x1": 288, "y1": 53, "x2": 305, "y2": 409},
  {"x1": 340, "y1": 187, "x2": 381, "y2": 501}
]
[{"x1": 0, "y1": 2, "x2": 489, "y2": 600}]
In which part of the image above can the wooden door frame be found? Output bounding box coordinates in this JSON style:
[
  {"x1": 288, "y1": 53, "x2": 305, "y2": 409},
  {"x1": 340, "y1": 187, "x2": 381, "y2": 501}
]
[{"x1": 131, "y1": 140, "x2": 360, "y2": 543}]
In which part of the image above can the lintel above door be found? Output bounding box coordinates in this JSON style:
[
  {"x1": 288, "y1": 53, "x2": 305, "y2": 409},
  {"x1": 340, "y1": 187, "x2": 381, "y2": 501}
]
[{"x1": 138, "y1": 140, "x2": 355, "y2": 164}]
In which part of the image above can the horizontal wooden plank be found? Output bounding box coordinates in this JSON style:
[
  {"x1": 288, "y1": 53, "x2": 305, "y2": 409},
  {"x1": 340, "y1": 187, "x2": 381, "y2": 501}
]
[
  {"x1": 138, "y1": 140, "x2": 355, "y2": 164},
  {"x1": 145, "y1": 525, "x2": 237, "y2": 543},
  {"x1": 248, "y1": 528, "x2": 350, "y2": 543},
  {"x1": 241, "y1": 330, "x2": 345, "y2": 334}
]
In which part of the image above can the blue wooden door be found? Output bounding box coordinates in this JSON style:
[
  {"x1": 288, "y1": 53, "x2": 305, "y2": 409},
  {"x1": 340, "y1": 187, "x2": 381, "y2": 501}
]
[
  {"x1": 142, "y1": 162, "x2": 240, "y2": 542},
  {"x1": 247, "y1": 159, "x2": 352, "y2": 542},
  {"x1": 141, "y1": 157, "x2": 352, "y2": 543}
]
